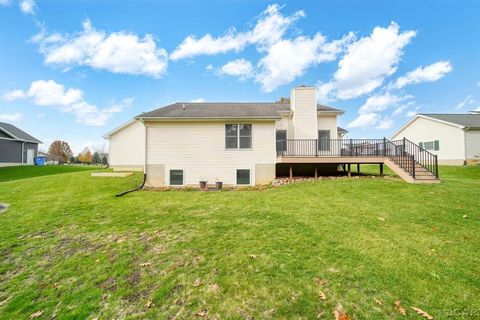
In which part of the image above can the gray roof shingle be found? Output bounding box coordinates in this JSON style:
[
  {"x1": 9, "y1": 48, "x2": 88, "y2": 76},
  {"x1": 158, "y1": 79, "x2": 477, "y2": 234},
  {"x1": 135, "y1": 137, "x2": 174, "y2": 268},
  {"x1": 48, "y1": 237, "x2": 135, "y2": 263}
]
[
  {"x1": 420, "y1": 113, "x2": 480, "y2": 128},
  {"x1": 0, "y1": 122, "x2": 42, "y2": 143},
  {"x1": 137, "y1": 102, "x2": 343, "y2": 119}
]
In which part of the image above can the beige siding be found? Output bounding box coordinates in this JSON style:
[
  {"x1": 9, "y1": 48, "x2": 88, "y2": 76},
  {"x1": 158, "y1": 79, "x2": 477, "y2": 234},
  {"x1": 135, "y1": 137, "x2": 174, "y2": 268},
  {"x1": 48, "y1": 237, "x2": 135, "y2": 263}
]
[
  {"x1": 146, "y1": 121, "x2": 276, "y2": 186},
  {"x1": 292, "y1": 87, "x2": 317, "y2": 139},
  {"x1": 317, "y1": 115, "x2": 338, "y2": 139},
  {"x1": 275, "y1": 114, "x2": 294, "y2": 139},
  {"x1": 392, "y1": 117, "x2": 465, "y2": 164},
  {"x1": 465, "y1": 129, "x2": 480, "y2": 160},
  {"x1": 108, "y1": 120, "x2": 145, "y2": 168}
]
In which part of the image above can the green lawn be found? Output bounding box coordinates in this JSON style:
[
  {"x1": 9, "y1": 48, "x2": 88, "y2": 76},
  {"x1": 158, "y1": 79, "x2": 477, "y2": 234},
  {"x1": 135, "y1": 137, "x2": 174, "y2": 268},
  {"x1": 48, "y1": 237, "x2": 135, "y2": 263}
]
[
  {"x1": 0, "y1": 166, "x2": 479, "y2": 319},
  {"x1": 0, "y1": 165, "x2": 101, "y2": 182}
]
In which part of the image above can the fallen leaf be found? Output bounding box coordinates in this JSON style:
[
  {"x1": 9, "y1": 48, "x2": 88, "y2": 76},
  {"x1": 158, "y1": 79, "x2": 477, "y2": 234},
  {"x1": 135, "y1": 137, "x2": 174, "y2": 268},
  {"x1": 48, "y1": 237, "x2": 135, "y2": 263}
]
[
  {"x1": 248, "y1": 254, "x2": 257, "y2": 260},
  {"x1": 378, "y1": 217, "x2": 385, "y2": 222},
  {"x1": 314, "y1": 278, "x2": 327, "y2": 285},
  {"x1": 374, "y1": 298, "x2": 383, "y2": 305},
  {"x1": 29, "y1": 311, "x2": 43, "y2": 319},
  {"x1": 463, "y1": 215, "x2": 468, "y2": 219},
  {"x1": 194, "y1": 310, "x2": 208, "y2": 317},
  {"x1": 139, "y1": 262, "x2": 151, "y2": 267},
  {"x1": 319, "y1": 291, "x2": 327, "y2": 301},
  {"x1": 395, "y1": 301, "x2": 407, "y2": 316},
  {"x1": 334, "y1": 310, "x2": 351, "y2": 320},
  {"x1": 411, "y1": 307, "x2": 433, "y2": 319},
  {"x1": 144, "y1": 299, "x2": 154, "y2": 308},
  {"x1": 193, "y1": 278, "x2": 201, "y2": 287}
]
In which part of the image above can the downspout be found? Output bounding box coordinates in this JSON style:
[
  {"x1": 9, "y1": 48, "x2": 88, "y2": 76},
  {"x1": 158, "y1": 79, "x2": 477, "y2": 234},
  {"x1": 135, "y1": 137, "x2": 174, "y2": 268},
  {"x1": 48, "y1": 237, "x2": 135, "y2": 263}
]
[
  {"x1": 115, "y1": 119, "x2": 147, "y2": 197},
  {"x1": 464, "y1": 127, "x2": 469, "y2": 165},
  {"x1": 21, "y1": 141, "x2": 25, "y2": 165}
]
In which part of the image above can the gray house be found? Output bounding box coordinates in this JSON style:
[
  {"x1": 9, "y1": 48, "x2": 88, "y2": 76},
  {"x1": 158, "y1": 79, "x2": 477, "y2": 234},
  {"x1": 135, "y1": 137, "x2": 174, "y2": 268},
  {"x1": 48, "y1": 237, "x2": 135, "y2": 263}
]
[{"x1": 0, "y1": 122, "x2": 42, "y2": 167}]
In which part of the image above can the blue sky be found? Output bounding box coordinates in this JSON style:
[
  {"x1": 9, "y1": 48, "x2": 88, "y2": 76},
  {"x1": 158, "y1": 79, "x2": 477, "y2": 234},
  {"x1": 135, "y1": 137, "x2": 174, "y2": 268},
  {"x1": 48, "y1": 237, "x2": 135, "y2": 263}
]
[{"x1": 0, "y1": 0, "x2": 479, "y2": 153}]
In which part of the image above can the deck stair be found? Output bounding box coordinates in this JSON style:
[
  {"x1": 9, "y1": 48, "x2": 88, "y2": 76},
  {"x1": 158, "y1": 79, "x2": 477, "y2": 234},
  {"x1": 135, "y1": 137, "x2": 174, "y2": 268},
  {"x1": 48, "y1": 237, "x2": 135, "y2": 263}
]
[{"x1": 276, "y1": 137, "x2": 440, "y2": 184}]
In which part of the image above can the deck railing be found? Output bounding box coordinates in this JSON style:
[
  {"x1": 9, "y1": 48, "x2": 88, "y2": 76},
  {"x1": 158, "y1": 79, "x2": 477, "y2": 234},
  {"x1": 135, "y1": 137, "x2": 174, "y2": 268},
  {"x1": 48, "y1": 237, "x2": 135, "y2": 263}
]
[
  {"x1": 276, "y1": 138, "x2": 439, "y2": 178},
  {"x1": 276, "y1": 138, "x2": 387, "y2": 157}
]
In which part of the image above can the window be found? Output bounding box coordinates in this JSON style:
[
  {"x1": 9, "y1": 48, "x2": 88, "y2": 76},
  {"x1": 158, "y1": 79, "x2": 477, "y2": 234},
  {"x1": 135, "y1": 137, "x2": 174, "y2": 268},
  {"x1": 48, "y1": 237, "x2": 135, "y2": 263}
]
[
  {"x1": 170, "y1": 170, "x2": 183, "y2": 185},
  {"x1": 419, "y1": 140, "x2": 439, "y2": 151},
  {"x1": 236, "y1": 169, "x2": 250, "y2": 185},
  {"x1": 276, "y1": 130, "x2": 287, "y2": 141},
  {"x1": 225, "y1": 124, "x2": 252, "y2": 149},
  {"x1": 318, "y1": 130, "x2": 331, "y2": 151}
]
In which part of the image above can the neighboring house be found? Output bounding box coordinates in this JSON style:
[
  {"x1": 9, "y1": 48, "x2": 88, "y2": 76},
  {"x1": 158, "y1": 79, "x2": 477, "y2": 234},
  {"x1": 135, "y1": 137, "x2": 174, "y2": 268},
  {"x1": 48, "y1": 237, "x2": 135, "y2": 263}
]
[
  {"x1": 105, "y1": 86, "x2": 439, "y2": 186},
  {"x1": 391, "y1": 113, "x2": 480, "y2": 165},
  {"x1": 0, "y1": 122, "x2": 42, "y2": 167}
]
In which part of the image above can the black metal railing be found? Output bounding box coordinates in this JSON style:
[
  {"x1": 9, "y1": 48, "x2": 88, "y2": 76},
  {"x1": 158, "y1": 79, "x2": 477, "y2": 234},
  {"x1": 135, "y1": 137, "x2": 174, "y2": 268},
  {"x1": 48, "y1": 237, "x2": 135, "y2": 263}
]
[
  {"x1": 276, "y1": 137, "x2": 439, "y2": 179},
  {"x1": 390, "y1": 138, "x2": 439, "y2": 178},
  {"x1": 276, "y1": 139, "x2": 387, "y2": 157}
]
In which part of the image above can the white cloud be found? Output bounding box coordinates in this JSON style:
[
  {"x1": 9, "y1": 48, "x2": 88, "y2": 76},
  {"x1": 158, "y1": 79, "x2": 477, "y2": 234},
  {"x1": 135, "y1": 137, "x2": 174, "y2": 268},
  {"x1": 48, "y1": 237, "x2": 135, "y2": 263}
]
[
  {"x1": 375, "y1": 117, "x2": 394, "y2": 130},
  {"x1": 393, "y1": 61, "x2": 452, "y2": 89},
  {"x1": 392, "y1": 101, "x2": 416, "y2": 117},
  {"x1": 455, "y1": 94, "x2": 475, "y2": 110},
  {"x1": 170, "y1": 4, "x2": 304, "y2": 60},
  {"x1": 190, "y1": 98, "x2": 206, "y2": 103},
  {"x1": 0, "y1": 112, "x2": 22, "y2": 122},
  {"x1": 0, "y1": 0, "x2": 12, "y2": 6},
  {"x1": 2, "y1": 89, "x2": 26, "y2": 101},
  {"x1": 347, "y1": 113, "x2": 379, "y2": 128},
  {"x1": 19, "y1": 0, "x2": 34, "y2": 14},
  {"x1": 205, "y1": 64, "x2": 214, "y2": 71},
  {"x1": 4, "y1": 80, "x2": 133, "y2": 126},
  {"x1": 359, "y1": 92, "x2": 411, "y2": 114},
  {"x1": 256, "y1": 33, "x2": 353, "y2": 92},
  {"x1": 219, "y1": 59, "x2": 253, "y2": 80},
  {"x1": 319, "y1": 22, "x2": 416, "y2": 101},
  {"x1": 34, "y1": 20, "x2": 168, "y2": 78},
  {"x1": 348, "y1": 92, "x2": 412, "y2": 128}
]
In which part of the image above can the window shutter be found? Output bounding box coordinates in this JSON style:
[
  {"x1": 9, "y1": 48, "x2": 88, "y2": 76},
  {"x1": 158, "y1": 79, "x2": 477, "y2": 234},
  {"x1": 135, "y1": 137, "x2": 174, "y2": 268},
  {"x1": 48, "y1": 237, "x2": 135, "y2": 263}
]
[
  {"x1": 419, "y1": 142, "x2": 424, "y2": 149},
  {"x1": 434, "y1": 140, "x2": 439, "y2": 151}
]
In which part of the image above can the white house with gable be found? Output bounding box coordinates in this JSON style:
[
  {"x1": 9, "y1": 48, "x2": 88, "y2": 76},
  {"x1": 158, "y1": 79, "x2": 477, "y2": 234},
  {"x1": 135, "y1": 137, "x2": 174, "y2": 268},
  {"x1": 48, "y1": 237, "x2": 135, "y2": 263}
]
[
  {"x1": 105, "y1": 86, "x2": 441, "y2": 186},
  {"x1": 391, "y1": 113, "x2": 480, "y2": 165}
]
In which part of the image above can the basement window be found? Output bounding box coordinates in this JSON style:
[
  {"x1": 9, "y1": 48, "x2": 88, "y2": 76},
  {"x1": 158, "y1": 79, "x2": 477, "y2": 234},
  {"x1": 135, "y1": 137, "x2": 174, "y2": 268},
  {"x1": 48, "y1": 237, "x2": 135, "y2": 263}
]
[
  {"x1": 236, "y1": 169, "x2": 250, "y2": 185},
  {"x1": 170, "y1": 170, "x2": 183, "y2": 185}
]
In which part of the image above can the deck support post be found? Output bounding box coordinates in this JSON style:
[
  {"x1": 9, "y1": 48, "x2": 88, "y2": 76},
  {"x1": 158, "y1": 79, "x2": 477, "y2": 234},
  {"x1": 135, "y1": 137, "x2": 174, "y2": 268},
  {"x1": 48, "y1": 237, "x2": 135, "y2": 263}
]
[
  {"x1": 357, "y1": 164, "x2": 360, "y2": 174},
  {"x1": 289, "y1": 164, "x2": 293, "y2": 180},
  {"x1": 380, "y1": 163, "x2": 384, "y2": 177},
  {"x1": 347, "y1": 164, "x2": 351, "y2": 178},
  {"x1": 314, "y1": 164, "x2": 318, "y2": 179}
]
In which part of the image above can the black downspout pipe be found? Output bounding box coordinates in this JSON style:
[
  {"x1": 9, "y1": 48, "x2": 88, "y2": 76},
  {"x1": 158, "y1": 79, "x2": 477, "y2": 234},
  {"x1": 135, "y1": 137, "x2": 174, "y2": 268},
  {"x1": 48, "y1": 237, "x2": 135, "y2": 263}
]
[
  {"x1": 116, "y1": 173, "x2": 146, "y2": 197},
  {"x1": 116, "y1": 119, "x2": 148, "y2": 197}
]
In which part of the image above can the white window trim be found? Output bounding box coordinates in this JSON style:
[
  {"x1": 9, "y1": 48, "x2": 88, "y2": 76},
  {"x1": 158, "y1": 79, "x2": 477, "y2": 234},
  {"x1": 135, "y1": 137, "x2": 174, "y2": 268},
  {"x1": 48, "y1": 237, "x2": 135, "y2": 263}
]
[
  {"x1": 236, "y1": 169, "x2": 251, "y2": 185},
  {"x1": 225, "y1": 123, "x2": 253, "y2": 150},
  {"x1": 169, "y1": 169, "x2": 184, "y2": 186}
]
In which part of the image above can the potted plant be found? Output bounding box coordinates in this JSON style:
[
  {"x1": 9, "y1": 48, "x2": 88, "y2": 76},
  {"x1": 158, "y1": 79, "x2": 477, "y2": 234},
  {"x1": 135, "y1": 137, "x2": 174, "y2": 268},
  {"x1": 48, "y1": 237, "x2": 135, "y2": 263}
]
[
  {"x1": 199, "y1": 179, "x2": 208, "y2": 190},
  {"x1": 215, "y1": 178, "x2": 223, "y2": 190}
]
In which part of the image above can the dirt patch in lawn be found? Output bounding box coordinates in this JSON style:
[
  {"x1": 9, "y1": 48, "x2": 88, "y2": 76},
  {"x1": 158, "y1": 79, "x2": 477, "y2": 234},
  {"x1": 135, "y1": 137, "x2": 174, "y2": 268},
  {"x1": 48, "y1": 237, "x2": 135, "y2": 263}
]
[{"x1": 0, "y1": 203, "x2": 9, "y2": 213}]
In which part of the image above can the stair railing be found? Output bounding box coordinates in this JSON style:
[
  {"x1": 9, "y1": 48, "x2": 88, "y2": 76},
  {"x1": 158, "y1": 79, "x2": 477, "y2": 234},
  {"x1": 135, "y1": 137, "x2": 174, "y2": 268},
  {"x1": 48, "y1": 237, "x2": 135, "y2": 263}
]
[{"x1": 386, "y1": 138, "x2": 438, "y2": 178}]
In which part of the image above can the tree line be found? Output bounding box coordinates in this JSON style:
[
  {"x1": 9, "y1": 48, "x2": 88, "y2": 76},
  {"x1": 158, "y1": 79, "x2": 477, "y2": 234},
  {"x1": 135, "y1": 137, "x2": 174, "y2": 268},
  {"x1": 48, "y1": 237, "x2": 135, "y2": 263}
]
[{"x1": 46, "y1": 140, "x2": 107, "y2": 165}]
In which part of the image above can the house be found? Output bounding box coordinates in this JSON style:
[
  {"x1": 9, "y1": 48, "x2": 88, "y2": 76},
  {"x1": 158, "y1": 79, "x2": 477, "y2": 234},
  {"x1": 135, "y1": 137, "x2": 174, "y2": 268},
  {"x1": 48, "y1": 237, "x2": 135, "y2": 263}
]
[
  {"x1": 391, "y1": 113, "x2": 480, "y2": 165},
  {"x1": 104, "y1": 86, "x2": 440, "y2": 186},
  {"x1": 0, "y1": 122, "x2": 42, "y2": 167}
]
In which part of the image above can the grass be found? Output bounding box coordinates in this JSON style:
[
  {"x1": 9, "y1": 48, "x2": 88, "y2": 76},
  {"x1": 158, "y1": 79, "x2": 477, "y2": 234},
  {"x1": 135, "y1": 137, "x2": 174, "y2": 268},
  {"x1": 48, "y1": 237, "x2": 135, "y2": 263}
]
[
  {"x1": 0, "y1": 165, "x2": 101, "y2": 182},
  {"x1": 0, "y1": 165, "x2": 479, "y2": 319}
]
